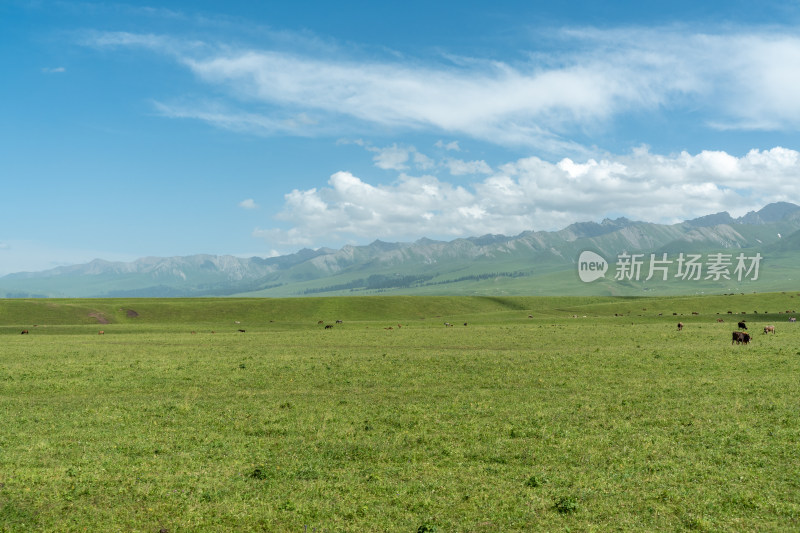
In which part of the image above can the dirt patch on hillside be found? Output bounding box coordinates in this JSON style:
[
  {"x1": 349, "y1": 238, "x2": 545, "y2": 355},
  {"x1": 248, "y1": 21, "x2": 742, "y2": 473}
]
[
  {"x1": 125, "y1": 309, "x2": 139, "y2": 318},
  {"x1": 88, "y1": 312, "x2": 110, "y2": 324}
]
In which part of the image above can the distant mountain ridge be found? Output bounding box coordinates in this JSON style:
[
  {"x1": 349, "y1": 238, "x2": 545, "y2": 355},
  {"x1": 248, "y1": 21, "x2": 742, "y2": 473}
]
[{"x1": 2, "y1": 202, "x2": 799, "y2": 298}]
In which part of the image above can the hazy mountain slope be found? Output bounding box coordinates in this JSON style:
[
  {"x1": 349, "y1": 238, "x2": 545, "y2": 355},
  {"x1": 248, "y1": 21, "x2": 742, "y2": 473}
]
[{"x1": 2, "y1": 203, "x2": 799, "y2": 298}]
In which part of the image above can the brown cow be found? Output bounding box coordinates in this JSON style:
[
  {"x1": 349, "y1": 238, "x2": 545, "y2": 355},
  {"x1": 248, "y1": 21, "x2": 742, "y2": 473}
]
[
  {"x1": 731, "y1": 331, "x2": 751, "y2": 345},
  {"x1": 98, "y1": 330, "x2": 104, "y2": 335},
  {"x1": 763, "y1": 325, "x2": 775, "y2": 334},
  {"x1": 21, "y1": 329, "x2": 29, "y2": 335}
]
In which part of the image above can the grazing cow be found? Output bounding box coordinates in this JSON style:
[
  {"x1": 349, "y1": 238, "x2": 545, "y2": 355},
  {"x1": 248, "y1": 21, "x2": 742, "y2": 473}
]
[
  {"x1": 335, "y1": 319, "x2": 343, "y2": 324},
  {"x1": 317, "y1": 320, "x2": 324, "y2": 325},
  {"x1": 691, "y1": 311, "x2": 699, "y2": 315},
  {"x1": 763, "y1": 325, "x2": 775, "y2": 334},
  {"x1": 790, "y1": 317, "x2": 797, "y2": 323},
  {"x1": 732, "y1": 331, "x2": 751, "y2": 345},
  {"x1": 98, "y1": 330, "x2": 104, "y2": 335},
  {"x1": 677, "y1": 322, "x2": 684, "y2": 331},
  {"x1": 324, "y1": 324, "x2": 333, "y2": 329},
  {"x1": 238, "y1": 329, "x2": 246, "y2": 333},
  {"x1": 737, "y1": 321, "x2": 747, "y2": 330},
  {"x1": 716, "y1": 318, "x2": 724, "y2": 323},
  {"x1": 444, "y1": 322, "x2": 453, "y2": 327},
  {"x1": 21, "y1": 329, "x2": 29, "y2": 335}
]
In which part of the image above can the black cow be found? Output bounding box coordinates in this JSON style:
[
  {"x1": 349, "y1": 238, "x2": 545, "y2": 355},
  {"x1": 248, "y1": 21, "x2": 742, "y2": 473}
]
[
  {"x1": 677, "y1": 322, "x2": 684, "y2": 331},
  {"x1": 737, "y1": 321, "x2": 747, "y2": 330}
]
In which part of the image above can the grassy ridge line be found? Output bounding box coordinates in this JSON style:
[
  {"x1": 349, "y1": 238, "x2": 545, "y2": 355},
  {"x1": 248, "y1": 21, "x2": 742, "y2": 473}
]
[{"x1": 1, "y1": 293, "x2": 798, "y2": 327}]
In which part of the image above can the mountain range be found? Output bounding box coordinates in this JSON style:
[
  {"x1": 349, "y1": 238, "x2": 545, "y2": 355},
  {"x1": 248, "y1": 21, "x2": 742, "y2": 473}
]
[{"x1": 3, "y1": 202, "x2": 800, "y2": 298}]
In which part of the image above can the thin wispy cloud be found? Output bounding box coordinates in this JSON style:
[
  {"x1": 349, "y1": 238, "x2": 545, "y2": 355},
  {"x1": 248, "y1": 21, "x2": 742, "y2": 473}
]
[
  {"x1": 83, "y1": 27, "x2": 800, "y2": 153},
  {"x1": 41, "y1": 67, "x2": 66, "y2": 73},
  {"x1": 435, "y1": 140, "x2": 461, "y2": 151},
  {"x1": 445, "y1": 158, "x2": 493, "y2": 176}
]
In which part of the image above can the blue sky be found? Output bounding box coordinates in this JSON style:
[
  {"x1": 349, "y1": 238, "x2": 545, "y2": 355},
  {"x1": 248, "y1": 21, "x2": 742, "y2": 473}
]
[{"x1": 3, "y1": 1, "x2": 800, "y2": 275}]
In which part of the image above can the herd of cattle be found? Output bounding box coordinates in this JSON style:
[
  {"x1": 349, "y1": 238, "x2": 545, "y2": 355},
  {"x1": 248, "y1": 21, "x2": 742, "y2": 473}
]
[
  {"x1": 16, "y1": 311, "x2": 796, "y2": 341},
  {"x1": 676, "y1": 317, "x2": 786, "y2": 345}
]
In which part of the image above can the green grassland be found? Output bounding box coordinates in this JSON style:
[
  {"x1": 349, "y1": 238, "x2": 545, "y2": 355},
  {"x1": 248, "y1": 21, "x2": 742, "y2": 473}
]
[{"x1": 2, "y1": 294, "x2": 799, "y2": 531}]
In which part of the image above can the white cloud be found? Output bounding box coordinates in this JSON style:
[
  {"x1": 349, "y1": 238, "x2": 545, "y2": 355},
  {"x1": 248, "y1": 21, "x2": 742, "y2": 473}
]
[
  {"x1": 239, "y1": 198, "x2": 258, "y2": 209},
  {"x1": 435, "y1": 140, "x2": 461, "y2": 151},
  {"x1": 253, "y1": 147, "x2": 800, "y2": 248},
  {"x1": 445, "y1": 158, "x2": 493, "y2": 176},
  {"x1": 370, "y1": 144, "x2": 411, "y2": 170},
  {"x1": 413, "y1": 151, "x2": 436, "y2": 171},
  {"x1": 41, "y1": 67, "x2": 66, "y2": 74},
  {"x1": 86, "y1": 27, "x2": 800, "y2": 152},
  {"x1": 355, "y1": 142, "x2": 437, "y2": 172}
]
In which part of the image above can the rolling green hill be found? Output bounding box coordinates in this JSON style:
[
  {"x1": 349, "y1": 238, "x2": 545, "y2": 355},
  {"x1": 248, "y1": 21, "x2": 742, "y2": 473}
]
[{"x1": 2, "y1": 292, "x2": 797, "y2": 330}]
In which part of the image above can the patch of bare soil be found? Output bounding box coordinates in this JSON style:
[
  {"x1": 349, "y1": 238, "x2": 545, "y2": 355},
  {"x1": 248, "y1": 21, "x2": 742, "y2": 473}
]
[
  {"x1": 126, "y1": 309, "x2": 139, "y2": 318},
  {"x1": 88, "y1": 312, "x2": 110, "y2": 324}
]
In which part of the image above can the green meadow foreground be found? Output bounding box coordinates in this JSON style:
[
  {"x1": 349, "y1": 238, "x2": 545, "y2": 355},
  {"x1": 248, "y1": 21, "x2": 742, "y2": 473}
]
[{"x1": 1, "y1": 295, "x2": 799, "y2": 531}]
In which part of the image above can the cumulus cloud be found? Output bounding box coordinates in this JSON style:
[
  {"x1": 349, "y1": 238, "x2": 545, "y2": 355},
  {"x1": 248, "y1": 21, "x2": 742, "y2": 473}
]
[
  {"x1": 239, "y1": 198, "x2": 258, "y2": 209},
  {"x1": 254, "y1": 147, "x2": 800, "y2": 248},
  {"x1": 84, "y1": 27, "x2": 800, "y2": 152}
]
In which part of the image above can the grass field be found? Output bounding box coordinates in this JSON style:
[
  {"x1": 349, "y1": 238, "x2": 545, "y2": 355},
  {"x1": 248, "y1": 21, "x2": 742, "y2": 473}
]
[{"x1": 1, "y1": 294, "x2": 799, "y2": 531}]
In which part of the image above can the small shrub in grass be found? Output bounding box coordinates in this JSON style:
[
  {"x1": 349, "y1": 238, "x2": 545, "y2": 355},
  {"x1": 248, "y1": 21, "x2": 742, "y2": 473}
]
[
  {"x1": 525, "y1": 474, "x2": 546, "y2": 487},
  {"x1": 554, "y1": 495, "x2": 578, "y2": 514},
  {"x1": 247, "y1": 466, "x2": 269, "y2": 480},
  {"x1": 278, "y1": 500, "x2": 296, "y2": 511},
  {"x1": 417, "y1": 522, "x2": 437, "y2": 533}
]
